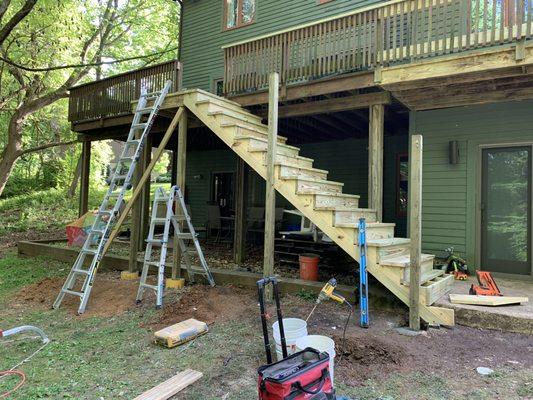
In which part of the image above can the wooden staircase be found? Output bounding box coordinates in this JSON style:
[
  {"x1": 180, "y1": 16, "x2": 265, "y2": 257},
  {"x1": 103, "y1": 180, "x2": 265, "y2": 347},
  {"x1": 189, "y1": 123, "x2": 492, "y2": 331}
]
[{"x1": 182, "y1": 89, "x2": 454, "y2": 326}]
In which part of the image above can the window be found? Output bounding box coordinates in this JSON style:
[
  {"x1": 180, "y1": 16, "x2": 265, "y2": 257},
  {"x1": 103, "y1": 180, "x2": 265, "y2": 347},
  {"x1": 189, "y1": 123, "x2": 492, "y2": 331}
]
[
  {"x1": 396, "y1": 153, "x2": 408, "y2": 217},
  {"x1": 224, "y1": 0, "x2": 255, "y2": 30}
]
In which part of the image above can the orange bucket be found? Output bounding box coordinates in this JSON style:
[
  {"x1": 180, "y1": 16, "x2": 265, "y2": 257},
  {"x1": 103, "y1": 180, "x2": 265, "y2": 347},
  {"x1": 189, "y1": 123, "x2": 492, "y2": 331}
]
[{"x1": 299, "y1": 253, "x2": 320, "y2": 281}]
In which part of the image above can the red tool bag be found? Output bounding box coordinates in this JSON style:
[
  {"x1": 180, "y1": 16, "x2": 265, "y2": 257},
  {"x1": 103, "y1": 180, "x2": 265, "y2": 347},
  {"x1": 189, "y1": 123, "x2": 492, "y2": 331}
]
[
  {"x1": 258, "y1": 348, "x2": 335, "y2": 399},
  {"x1": 256, "y1": 277, "x2": 335, "y2": 400}
]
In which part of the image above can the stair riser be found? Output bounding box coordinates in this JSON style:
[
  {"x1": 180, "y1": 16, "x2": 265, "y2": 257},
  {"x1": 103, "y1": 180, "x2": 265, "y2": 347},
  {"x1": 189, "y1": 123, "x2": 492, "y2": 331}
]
[
  {"x1": 232, "y1": 126, "x2": 286, "y2": 144},
  {"x1": 296, "y1": 180, "x2": 343, "y2": 195},
  {"x1": 375, "y1": 244, "x2": 411, "y2": 263},
  {"x1": 218, "y1": 115, "x2": 267, "y2": 132},
  {"x1": 420, "y1": 274, "x2": 454, "y2": 306},
  {"x1": 314, "y1": 194, "x2": 359, "y2": 210},
  {"x1": 352, "y1": 225, "x2": 395, "y2": 244},
  {"x1": 263, "y1": 153, "x2": 313, "y2": 169},
  {"x1": 279, "y1": 165, "x2": 328, "y2": 181},
  {"x1": 244, "y1": 138, "x2": 299, "y2": 157},
  {"x1": 195, "y1": 92, "x2": 242, "y2": 108},
  {"x1": 205, "y1": 104, "x2": 263, "y2": 124},
  {"x1": 195, "y1": 94, "x2": 252, "y2": 114},
  {"x1": 334, "y1": 210, "x2": 377, "y2": 225},
  {"x1": 400, "y1": 260, "x2": 439, "y2": 284}
]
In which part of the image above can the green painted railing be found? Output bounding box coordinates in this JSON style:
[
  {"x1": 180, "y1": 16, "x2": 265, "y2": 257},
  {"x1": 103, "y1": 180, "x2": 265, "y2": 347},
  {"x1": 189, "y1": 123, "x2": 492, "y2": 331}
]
[{"x1": 223, "y1": 0, "x2": 532, "y2": 94}]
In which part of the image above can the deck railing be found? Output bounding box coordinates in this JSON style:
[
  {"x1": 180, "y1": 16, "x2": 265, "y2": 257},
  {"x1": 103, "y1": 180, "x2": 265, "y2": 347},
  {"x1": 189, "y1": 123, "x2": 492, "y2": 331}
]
[
  {"x1": 68, "y1": 60, "x2": 182, "y2": 123},
  {"x1": 223, "y1": 0, "x2": 532, "y2": 94}
]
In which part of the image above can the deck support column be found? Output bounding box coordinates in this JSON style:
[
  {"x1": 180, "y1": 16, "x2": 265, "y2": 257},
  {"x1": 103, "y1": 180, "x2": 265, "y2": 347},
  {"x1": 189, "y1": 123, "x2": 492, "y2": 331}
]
[
  {"x1": 234, "y1": 158, "x2": 248, "y2": 266},
  {"x1": 78, "y1": 141, "x2": 91, "y2": 217},
  {"x1": 140, "y1": 136, "x2": 152, "y2": 249},
  {"x1": 368, "y1": 104, "x2": 384, "y2": 222},
  {"x1": 263, "y1": 72, "x2": 279, "y2": 301},
  {"x1": 172, "y1": 109, "x2": 188, "y2": 280},
  {"x1": 409, "y1": 134, "x2": 423, "y2": 331}
]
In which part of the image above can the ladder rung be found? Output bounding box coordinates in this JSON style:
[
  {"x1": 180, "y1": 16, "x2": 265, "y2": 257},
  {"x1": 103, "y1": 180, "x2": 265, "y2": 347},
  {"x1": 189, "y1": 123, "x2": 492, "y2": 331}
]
[
  {"x1": 142, "y1": 91, "x2": 162, "y2": 98},
  {"x1": 72, "y1": 269, "x2": 90, "y2": 275},
  {"x1": 81, "y1": 247, "x2": 98, "y2": 255},
  {"x1": 137, "y1": 107, "x2": 154, "y2": 114},
  {"x1": 172, "y1": 215, "x2": 187, "y2": 222},
  {"x1": 63, "y1": 289, "x2": 83, "y2": 297},
  {"x1": 126, "y1": 139, "x2": 141, "y2": 146},
  {"x1": 152, "y1": 218, "x2": 168, "y2": 224},
  {"x1": 146, "y1": 239, "x2": 167, "y2": 244},
  {"x1": 113, "y1": 174, "x2": 128, "y2": 181},
  {"x1": 132, "y1": 123, "x2": 148, "y2": 130},
  {"x1": 140, "y1": 283, "x2": 157, "y2": 290},
  {"x1": 176, "y1": 233, "x2": 194, "y2": 239},
  {"x1": 146, "y1": 261, "x2": 161, "y2": 267}
]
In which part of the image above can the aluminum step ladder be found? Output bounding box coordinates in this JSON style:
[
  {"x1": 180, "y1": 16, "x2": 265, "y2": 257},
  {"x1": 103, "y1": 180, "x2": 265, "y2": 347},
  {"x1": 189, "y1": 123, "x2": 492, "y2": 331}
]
[
  {"x1": 136, "y1": 185, "x2": 215, "y2": 308},
  {"x1": 53, "y1": 80, "x2": 173, "y2": 314}
]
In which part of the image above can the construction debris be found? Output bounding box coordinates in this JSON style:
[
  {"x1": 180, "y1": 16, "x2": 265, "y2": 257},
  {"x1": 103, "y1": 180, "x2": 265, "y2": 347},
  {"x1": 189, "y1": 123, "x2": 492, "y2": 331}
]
[
  {"x1": 154, "y1": 318, "x2": 208, "y2": 348},
  {"x1": 449, "y1": 294, "x2": 529, "y2": 306},
  {"x1": 133, "y1": 369, "x2": 202, "y2": 400}
]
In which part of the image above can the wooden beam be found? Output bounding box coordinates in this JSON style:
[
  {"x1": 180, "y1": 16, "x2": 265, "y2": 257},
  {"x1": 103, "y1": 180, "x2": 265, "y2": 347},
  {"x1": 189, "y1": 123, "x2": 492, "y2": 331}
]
[
  {"x1": 409, "y1": 134, "x2": 423, "y2": 331},
  {"x1": 101, "y1": 108, "x2": 184, "y2": 265},
  {"x1": 129, "y1": 129, "x2": 144, "y2": 273},
  {"x1": 449, "y1": 294, "x2": 529, "y2": 306},
  {"x1": 380, "y1": 43, "x2": 533, "y2": 88},
  {"x1": 140, "y1": 135, "x2": 152, "y2": 249},
  {"x1": 172, "y1": 109, "x2": 188, "y2": 280},
  {"x1": 78, "y1": 141, "x2": 91, "y2": 217},
  {"x1": 233, "y1": 158, "x2": 248, "y2": 266},
  {"x1": 368, "y1": 104, "x2": 384, "y2": 221},
  {"x1": 133, "y1": 369, "x2": 202, "y2": 400},
  {"x1": 264, "y1": 72, "x2": 279, "y2": 301},
  {"x1": 230, "y1": 71, "x2": 376, "y2": 106},
  {"x1": 257, "y1": 92, "x2": 391, "y2": 119}
]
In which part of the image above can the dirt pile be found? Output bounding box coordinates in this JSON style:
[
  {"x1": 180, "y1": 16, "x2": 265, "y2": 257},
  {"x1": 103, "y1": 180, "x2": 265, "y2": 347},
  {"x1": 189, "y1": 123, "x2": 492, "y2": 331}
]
[
  {"x1": 334, "y1": 335, "x2": 408, "y2": 380},
  {"x1": 15, "y1": 274, "x2": 138, "y2": 317},
  {"x1": 148, "y1": 285, "x2": 255, "y2": 330}
]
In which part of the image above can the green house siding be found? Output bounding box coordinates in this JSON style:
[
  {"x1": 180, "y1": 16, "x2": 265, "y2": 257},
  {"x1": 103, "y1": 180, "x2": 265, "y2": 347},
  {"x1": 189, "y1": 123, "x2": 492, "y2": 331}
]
[
  {"x1": 181, "y1": 0, "x2": 383, "y2": 92},
  {"x1": 184, "y1": 135, "x2": 408, "y2": 236},
  {"x1": 411, "y1": 100, "x2": 533, "y2": 267}
]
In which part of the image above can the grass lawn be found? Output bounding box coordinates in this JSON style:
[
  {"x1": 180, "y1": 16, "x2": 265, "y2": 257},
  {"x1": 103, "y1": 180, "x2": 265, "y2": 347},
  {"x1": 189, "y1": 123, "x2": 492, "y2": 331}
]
[{"x1": 1, "y1": 251, "x2": 532, "y2": 399}]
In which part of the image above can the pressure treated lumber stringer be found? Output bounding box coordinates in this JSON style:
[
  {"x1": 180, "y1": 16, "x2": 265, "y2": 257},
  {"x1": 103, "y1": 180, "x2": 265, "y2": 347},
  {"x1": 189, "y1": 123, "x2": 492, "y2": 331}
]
[{"x1": 177, "y1": 89, "x2": 454, "y2": 326}]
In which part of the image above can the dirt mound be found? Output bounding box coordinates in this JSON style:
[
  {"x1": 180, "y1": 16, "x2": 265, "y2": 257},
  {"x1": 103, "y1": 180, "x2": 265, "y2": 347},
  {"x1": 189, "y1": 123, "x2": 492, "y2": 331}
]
[
  {"x1": 15, "y1": 274, "x2": 139, "y2": 317},
  {"x1": 334, "y1": 335, "x2": 408, "y2": 381},
  {"x1": 148, "y1": 285, "x2": 255, "y2": 330}
]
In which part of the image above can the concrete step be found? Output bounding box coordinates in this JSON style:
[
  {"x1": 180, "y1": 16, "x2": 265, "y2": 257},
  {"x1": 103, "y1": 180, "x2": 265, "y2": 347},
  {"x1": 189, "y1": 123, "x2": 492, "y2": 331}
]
[
  {"x1": 314, "y1": 192, "x2": 359, "y2": 210},
  {"x1": 278, "y1": 164, "x2": 328, "y2": 181},
  {"x1": 294, "y1": 178, "x2": 344, "y2": 195},
  {"x1": 333, "y1": 209, "x2": 378, "y2": 226}
]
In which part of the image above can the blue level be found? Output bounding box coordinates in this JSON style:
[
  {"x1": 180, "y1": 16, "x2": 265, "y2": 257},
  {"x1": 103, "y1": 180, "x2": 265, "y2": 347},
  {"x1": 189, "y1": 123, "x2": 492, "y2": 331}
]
[{"x1": 358, "y1": 218, "x2": 369, "y2": 328}]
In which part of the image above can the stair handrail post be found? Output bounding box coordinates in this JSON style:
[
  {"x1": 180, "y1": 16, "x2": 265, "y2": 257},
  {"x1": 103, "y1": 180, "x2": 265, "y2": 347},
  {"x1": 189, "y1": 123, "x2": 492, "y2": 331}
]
[
  {"x1": 409, "y1": 134, "x2": 423, "y2": 330},
  {"x1": 263, "y1": 72, "x2": 280, "y2": 302}
]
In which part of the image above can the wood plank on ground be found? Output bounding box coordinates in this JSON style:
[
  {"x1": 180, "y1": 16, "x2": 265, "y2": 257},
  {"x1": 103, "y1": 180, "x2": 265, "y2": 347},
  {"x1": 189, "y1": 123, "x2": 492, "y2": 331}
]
[
  {"x1": 449, "y1": 294, "x2": 529, "y2": 306},
  {"x1": 133, "y1": 369, "x2": 202, "y2": 400}
]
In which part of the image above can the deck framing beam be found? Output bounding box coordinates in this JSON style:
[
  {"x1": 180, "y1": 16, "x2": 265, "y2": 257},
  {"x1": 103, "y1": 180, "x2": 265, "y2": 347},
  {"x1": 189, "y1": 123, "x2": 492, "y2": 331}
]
[
  {"x1": 233, "y1": 158, "x2": 248, "y2": 266},
  {"x1": 79, "y1": 140, "x2": 91, "y2": 217},
  {"x1": 368, "y1": 104, "x2": 384, "y2": 222}
]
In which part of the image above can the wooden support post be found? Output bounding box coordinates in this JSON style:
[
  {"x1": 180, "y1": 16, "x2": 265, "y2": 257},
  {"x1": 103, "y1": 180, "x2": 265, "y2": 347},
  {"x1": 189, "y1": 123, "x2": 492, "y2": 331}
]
[
  {"x1": 78, "y1": 141, "x2": 91, "y2": 217},
  {"x1": 172, "y1": 109, "x2": 188, "y2": 280},
  {"x1": 128, "y1": 131, "x2": 145, "y2": 275},
  {"x1": 409, "y1": 134, "x2": 423, "y2": 331},
  {"x1": 264, "y1": 72, "x2": 279, "y2": 301},
  {"x1": 140, "y1": 135, "x2": 152, "y2": 249},
  {"x1": 234, "y1": 158, "x2": 248, "y2": 266},
  {"x1": 368, "y1": 104, "x2": 384, "y2": 221}
]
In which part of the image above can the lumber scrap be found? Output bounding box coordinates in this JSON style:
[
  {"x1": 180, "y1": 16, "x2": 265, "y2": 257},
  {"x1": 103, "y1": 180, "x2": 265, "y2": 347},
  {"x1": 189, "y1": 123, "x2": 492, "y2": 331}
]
[
  {"x1": 449, "y1": 294, "x2": 529, "y2": 306},
  {"x1": 133, "y1": 369, "x2": 202, "y2": 400}
]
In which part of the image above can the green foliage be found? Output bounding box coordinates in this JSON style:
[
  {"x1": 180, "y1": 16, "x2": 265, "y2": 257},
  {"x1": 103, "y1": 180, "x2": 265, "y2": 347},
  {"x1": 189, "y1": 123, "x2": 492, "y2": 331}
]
[{"x1": 295, "y1": 288, "x2": 317, "y2": 302}]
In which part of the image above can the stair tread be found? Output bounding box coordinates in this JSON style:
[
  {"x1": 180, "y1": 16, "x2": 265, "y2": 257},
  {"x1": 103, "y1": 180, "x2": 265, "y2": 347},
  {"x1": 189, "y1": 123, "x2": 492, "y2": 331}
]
[
  {"x1": 209, "y1": 110, "x2": 263, "y2": 123},
  {"x1": 338, "y1": 221, "x2": 396, "y2": 229},
  {"x1": 367, "y1": 237, "x2": 411, "y2": 247},
  {"x1": 314, "y1": 192, "x2": 360, "y2": 199},
  {"x1": 278, "y1": 163, "x2": 328, "y2": 174},
  {"x1": 294, "y1": 177, "x2": 344, "y2": 186},
  {"x1": 381, "y1": 253, "x2": 435, "y2": 267},
  {"x1": 194, "y1": 89, "x2": 244, "y2": 107},
  {"x1": 402, "y1": 269, "x2": 445, "y2": 286},
  {"x1": 235, "y1": 136, "x2": 299, "y2": 151}
]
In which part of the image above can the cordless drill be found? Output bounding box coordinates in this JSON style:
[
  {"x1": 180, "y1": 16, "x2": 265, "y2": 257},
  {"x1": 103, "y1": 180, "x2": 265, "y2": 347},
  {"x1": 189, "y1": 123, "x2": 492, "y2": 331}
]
[{"x1": 316, "y1": 278, "x2": 347, "y2": 305}]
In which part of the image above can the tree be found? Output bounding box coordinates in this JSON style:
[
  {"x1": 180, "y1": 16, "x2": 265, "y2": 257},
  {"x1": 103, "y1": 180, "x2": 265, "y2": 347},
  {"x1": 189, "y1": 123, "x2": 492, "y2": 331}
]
[{"x1": 0, "y1": 0, "x2": 178, "y2": 197}]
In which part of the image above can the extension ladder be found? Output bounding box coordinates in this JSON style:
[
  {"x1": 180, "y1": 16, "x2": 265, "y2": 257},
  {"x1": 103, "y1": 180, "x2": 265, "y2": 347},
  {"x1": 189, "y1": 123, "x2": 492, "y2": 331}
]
[
  {"x1": 136, "y1": 185, "x2": 215, "y2": 308},
  {"x1": 53, "y1": 81, "x2": 173, "y2": 314},
  {"x1": 358, "y1": 218, "x2": 369, "y2": 328}
]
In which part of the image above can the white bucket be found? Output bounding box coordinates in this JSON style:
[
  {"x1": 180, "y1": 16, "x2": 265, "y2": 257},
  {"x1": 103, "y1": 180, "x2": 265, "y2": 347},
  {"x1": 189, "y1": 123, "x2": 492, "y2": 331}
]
[
  {"x1": 272, "y1": 318, "x2": 308, "y2": 361},
  {"x1": 295, "y1": 335, "x2": 336, "y2": 385}
]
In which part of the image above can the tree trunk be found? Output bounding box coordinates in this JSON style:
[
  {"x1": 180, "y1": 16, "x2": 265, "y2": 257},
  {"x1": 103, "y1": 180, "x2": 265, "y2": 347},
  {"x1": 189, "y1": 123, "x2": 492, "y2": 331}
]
[
  {"x1": 0, "y1": 111, "x2": 25, "y2": 197},
  {"x1": 67, "y1": 154, "x2": 82, "y2": 198}
]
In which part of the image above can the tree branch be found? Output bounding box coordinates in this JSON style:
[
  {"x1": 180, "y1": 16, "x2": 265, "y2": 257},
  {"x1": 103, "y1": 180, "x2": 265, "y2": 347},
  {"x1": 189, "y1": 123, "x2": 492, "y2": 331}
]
[
  {"x1": 0, "y1": 0, "x2": 37, "y2": 47},
  {"x1": 18, "y1": 139, "x2": 78, "y2": 157},
  {"x1": 0, "y1": 0, "x2": 11, "y2": 24}
]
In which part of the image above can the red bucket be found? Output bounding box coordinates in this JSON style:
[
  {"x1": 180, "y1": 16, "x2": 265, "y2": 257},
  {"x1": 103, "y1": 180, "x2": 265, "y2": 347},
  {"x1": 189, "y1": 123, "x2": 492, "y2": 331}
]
[{"x1": 299, "y1": 253, "x2": 319, "y2": 281}]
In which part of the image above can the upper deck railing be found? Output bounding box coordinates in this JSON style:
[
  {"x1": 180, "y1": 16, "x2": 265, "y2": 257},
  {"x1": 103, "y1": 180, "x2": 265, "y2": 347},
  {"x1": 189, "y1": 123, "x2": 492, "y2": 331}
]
[
  {"x1": 223, "y1": 0, "x2": 532, "y2": 94},
  {"x1": 68, "y1": 60, "x2": 182, "y2": 123}
]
